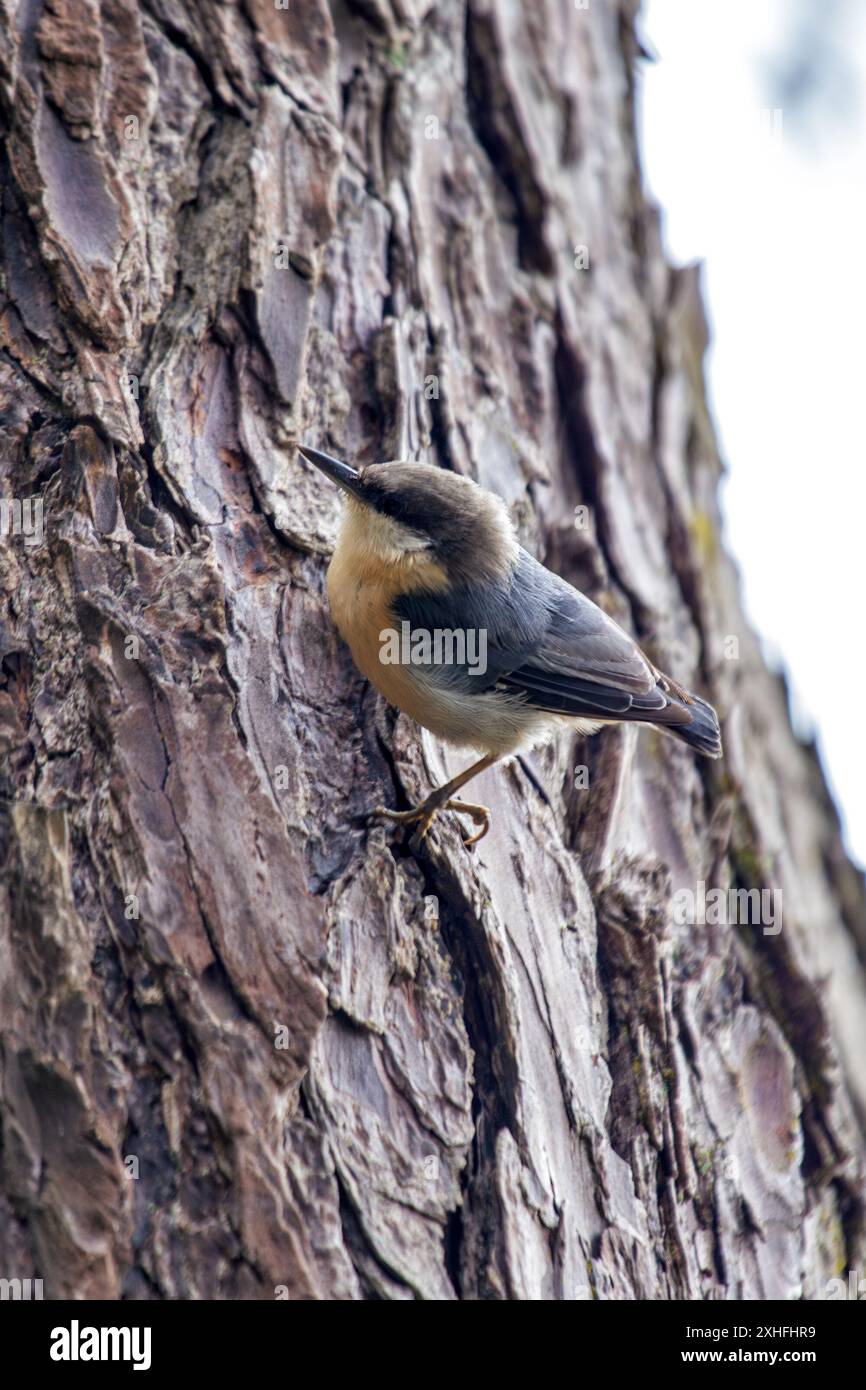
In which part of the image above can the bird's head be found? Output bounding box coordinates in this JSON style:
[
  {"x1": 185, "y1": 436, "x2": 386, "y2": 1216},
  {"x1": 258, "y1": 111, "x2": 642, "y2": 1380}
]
[{"x1": 298, "y1": 445, "x2": 517, "y2": 587}]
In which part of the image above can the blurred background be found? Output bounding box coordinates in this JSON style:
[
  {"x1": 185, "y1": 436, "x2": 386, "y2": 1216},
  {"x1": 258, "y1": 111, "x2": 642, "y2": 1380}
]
[{"x1": 638, "y1": 0, "x2": 866, "y2": 866}]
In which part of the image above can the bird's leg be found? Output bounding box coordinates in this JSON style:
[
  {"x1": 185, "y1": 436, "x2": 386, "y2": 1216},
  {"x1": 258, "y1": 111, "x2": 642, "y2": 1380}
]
[{"x1": 370, "y1": 753, "x2": 497, "y2": 847}]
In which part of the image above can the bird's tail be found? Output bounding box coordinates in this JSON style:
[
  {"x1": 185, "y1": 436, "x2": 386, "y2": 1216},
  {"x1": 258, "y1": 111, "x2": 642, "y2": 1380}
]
[{"x1": 657, "y1": 690, "x2": 723, "y2": 759}]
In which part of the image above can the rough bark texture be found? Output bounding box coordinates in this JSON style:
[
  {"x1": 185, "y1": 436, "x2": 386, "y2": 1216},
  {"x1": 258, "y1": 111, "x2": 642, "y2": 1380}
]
[{"x1": 1, "y1": 0, "x2": 865, "y2": 1302}]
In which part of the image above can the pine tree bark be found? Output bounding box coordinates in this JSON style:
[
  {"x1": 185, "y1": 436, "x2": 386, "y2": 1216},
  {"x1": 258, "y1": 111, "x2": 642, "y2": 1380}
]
[{"x1": 1, "y1": 0, "x2": 864, "y2": 1301}]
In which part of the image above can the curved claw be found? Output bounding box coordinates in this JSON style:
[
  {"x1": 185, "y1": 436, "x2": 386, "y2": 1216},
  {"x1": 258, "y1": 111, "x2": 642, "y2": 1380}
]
[{"x1": 444, "y1": 799, "x2": 490, "y2": 846}]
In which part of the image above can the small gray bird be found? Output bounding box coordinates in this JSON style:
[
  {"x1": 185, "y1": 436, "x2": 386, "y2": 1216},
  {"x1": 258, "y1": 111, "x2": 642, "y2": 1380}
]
[{"x1": 299, "y1": 445, "x2": 722, "y2": 846}]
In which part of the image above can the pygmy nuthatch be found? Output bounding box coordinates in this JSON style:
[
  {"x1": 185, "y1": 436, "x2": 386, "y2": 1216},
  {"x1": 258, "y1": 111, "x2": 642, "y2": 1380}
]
[{"x1": 299, "y1": 445, "x2": 722, "y2": 846}]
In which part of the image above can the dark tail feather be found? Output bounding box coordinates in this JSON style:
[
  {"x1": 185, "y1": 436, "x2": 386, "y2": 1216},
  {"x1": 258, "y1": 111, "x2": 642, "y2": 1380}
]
[
  {"x1": 661, "y1": 691, "x2": 723, "y2": 759},
  {"x1": 501, "y1": 657, "x2": 724, "y2": 758}
]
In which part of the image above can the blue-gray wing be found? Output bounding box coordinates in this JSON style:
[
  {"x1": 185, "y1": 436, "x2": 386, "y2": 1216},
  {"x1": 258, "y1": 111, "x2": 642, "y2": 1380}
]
[
  {"x1": 394, "y1": 548, "x2": 663, "y2": 716},
  {"x1": 493, "y1": 550, "x2": 668, "y2": 717},
  {"x1": 392, "y1": 547, "x2": 721, "y2": 753},
  {"x1": 397, "y1": 547, "x2": 722, "y2": 756}
]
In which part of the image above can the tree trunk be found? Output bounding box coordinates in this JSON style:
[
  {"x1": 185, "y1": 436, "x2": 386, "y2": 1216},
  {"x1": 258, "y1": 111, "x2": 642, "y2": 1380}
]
[{"x1": 1, "y1": 0, "x2": 864, "y2": 1302}]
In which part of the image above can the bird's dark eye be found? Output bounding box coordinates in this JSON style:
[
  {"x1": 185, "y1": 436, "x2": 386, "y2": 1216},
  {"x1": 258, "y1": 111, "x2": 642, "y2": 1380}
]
[{"x1": 374, "y1": 489, "x2": 432, "y2": 535}]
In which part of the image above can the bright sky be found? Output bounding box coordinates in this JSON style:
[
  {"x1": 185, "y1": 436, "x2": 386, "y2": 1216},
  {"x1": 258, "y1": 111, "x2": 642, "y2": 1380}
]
[{"x1": 638, "y1": 0, "x2": 866, "y2": 867}]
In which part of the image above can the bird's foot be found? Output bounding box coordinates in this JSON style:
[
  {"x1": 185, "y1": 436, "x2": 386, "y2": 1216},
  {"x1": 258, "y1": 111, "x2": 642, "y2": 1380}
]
[
  {"x1": 369, "y1": 803, "x2": 438, "y2": 847},
  {"x1": 369, "y1": 797, "x2": 490, "y2": 849}
]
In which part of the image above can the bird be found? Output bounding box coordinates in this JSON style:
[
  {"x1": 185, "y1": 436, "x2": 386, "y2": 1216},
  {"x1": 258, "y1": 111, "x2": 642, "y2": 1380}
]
[{"x1": 298, "y1": 444, "x2": 722, "y2": 847}]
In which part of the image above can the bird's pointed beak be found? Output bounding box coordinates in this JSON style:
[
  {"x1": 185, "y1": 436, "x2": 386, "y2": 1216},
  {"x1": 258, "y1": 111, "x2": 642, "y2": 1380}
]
[{"x1": 297, "y1": 445, "x2": 366, "y2": 502}]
